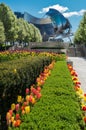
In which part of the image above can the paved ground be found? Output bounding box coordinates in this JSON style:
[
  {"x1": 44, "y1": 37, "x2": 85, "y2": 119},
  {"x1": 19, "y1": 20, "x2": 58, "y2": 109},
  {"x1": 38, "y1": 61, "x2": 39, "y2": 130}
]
[{"x1": 68, "y1": 57, "x2": 86, "y2": 93}]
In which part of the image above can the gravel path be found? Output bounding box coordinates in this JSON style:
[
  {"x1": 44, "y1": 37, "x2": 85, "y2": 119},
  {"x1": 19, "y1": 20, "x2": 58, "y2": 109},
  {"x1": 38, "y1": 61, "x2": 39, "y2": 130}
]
[{"x1": 68, "y1": 57, "x2": 86, "y2": 93}]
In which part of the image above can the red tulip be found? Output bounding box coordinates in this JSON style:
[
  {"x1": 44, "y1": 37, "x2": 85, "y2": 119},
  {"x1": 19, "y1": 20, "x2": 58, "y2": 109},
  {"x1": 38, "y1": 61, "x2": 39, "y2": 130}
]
[
  {"x1": 26, "y1": 88, "x2": 29, "y2": 94},
  {"x1": 84, "y1": 117, "x2": 86, "y2": 123},
  {"x1": 82, "y1": 106, "x2": 86, "y2": 111},
  {"x1": 9, "y1": 110, "x2": 13, "y2": 116},
  {"x1": 16, "y1": 114, "x2": 20, "y2": 120},
  {"x1": 37, "y1": 86, "x2": 41, "y2": 92},
  {"x1": 84, "y1": 94, "x2": 86, "y2": 97},
  {"x1": 37, "y1": 93, "x2": 42, "y2": 99},
  {"x1": 74, "y1": 85, "x2": 80, "y2": 91},
  {"x1": 29, "y1": 95, "x2": 33, "y2": 103},
  {"x1": 15, "y1": 104, "x2": 20, "y2": 111}
]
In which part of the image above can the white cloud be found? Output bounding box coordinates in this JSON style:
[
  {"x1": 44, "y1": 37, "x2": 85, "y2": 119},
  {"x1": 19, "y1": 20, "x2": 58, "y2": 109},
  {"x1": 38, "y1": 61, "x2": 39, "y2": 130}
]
[
  {"x1": 38, "y1": 4, "x2": 68, "y2": 14},
  {"x1": 38, "y1": 4, "x2": 86, "y2": 18},
  {"x1": 63, "y1": 9, "x2": 86, "y2": 17}
]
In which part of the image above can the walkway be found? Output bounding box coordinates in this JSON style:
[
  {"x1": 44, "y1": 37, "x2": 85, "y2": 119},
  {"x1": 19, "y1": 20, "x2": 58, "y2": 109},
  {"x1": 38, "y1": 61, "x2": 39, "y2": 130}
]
[{"x1": 68, "y1": 57, "x2": 86, "y2": 93}]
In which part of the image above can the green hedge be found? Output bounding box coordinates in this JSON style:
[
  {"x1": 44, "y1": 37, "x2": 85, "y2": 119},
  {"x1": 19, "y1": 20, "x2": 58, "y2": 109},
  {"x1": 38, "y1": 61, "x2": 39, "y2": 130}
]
[
  {"x1": 31, "y1": 46, "x2": 64, "y2": 49},
  {"x1": 15, "y1": 61, "x2": 85, "y2": 130},
  {"x1": 0, "y1": 56, "x2": 52, "y2": 98}
]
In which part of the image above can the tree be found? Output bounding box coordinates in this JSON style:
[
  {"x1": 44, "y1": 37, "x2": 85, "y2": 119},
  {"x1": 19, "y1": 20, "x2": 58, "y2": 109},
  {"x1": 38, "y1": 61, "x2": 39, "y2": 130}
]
[
  {"x1": 17, "y1": 18, "x2": 27, "y2": 43},
  {"x1": 17, "y1": 18, "x2": 42, "y2": 43},
  {"x1": 0, "y1": 3, "x2": 18, "y2": 42},
  {"x1": 74, "y1": 12, "x2": 86, "y2": 44}
]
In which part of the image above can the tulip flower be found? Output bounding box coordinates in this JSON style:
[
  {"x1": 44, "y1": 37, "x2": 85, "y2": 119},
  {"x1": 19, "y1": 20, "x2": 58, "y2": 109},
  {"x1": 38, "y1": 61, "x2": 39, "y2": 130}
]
[
  {"x1": 16, "y1": 114, "x2": 20, "y2": 120},
  {"x1": 84, "y1": 116, "x2": 86, "y2": 123},
  {"x1": 17, "y1": 96, "x2": 22, "y2": 103},
  {"x1": 83, "y1": 96, "x2": 86, "y2": 102},
  {"x1": 82, "y1": 106, "x2": 86, "y2": 111},
  {"x1": 37, "y1": 86, "x2": 41, "y2": 92},
  {"x1": 26, "y1": 95, "x2": 30, "y2": 102},
  {"x1": 15, "y1": 104, "x2": 20, "y2": 111},
  {"x1": 32, "y1": 97, "x2": 36, "y2": 104},
  {"x1": 29, "y1": 95, "x2": 33, "y2": 103},
  {"x1": 22, "y1": 110, "x2": 25, "y2": 114},
  {"x1": 11, "y1": 116, "x2": 14, "y2": 123},
  {"x1": 12, "y1": 120, "x2": 16, "y2": 127},
  {"x1": 37, "y1": 93, "x2": 42, "y2": 99},
  {"x1": 74, "y1": 85, "x2": 80, "y2": 91},
  {"x1": 11, "y1": 103, "x2": 15, "y2": 111},
  {"x1": 6, "y1": 112, "x2": 11, "y2": 120},
  {"x1": 25, "y1": 106, "x2": 30, "y2": 114},
  {"x1": 26, "y1": 88, "x2": 29, "y2": 95}
]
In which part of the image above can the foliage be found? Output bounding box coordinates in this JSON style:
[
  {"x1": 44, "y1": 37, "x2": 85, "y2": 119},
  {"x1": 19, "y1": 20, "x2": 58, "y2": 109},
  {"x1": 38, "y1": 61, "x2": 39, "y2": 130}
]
[
  {"x1": 0, "y1": 3, "x2": 18, "y2": 42},
  {"x1": 0, "y1": 56, "x2": 52, "y2": 98},
  {"x1": 74, "y1": 12, "x2": 86, "y2": 44},
  {"x1": 9, "y1": 61, "x2": 85, "y2": 130},
  {"x1": 0, "y1": 20, "x2": 5, "y2": 43},
  {"x1": 17, "y1": 19, "x2": 42, "y2": 43}
]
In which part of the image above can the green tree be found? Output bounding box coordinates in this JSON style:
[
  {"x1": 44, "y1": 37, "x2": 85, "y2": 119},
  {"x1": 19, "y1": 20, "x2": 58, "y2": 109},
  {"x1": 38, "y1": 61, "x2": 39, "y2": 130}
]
[
  {"x1": 0, "y1": 3, "x2": 18, "y2": 42},
  {"x1": 74, "y1": 12, "x2": 86, "y2": 44},
  {"x1": 17, "y1": 18, "x2": 27, "y2": 43},
  {"x1": 29, "y1": 23, "x2": 42, "y2": 42},
  {"x1": 17, "y1": 18, "x2": 42, "y2": 43}
]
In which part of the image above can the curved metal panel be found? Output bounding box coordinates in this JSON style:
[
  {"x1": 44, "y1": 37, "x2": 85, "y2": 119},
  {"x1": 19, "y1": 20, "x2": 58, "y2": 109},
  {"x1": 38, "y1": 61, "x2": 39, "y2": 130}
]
[
  {"x1": 24, "y1": 12, "x2": 52, "y2": 24},
  {"x1": 46, "y1": 8, "x2": 71, "y2": 29}
]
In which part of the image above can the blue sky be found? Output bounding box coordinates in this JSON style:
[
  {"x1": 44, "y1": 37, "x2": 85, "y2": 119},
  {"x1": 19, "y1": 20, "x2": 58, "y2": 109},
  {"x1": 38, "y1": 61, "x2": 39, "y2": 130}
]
[{"x1": 0, "y1": 0, "x2": 86, "y2": 34}]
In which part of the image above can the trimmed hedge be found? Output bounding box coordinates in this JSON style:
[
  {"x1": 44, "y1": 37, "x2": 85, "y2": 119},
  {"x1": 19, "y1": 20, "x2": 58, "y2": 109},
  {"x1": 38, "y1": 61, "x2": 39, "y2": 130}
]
[
  {"x1": 31, "y1": 46, "x2": 64, "y2": 49},
  {"x1": 16, "y1": 61, "x2": 85, "y2": 130},
  {"x1": 0, "y1": 56, "x2": 52, "y2": 98}
]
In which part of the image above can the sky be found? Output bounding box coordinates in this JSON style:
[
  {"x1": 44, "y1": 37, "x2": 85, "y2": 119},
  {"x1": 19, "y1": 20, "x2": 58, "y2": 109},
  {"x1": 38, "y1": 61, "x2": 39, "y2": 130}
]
[{"x1": 0, "y1": 0, "x2": 86, "y2": 41}]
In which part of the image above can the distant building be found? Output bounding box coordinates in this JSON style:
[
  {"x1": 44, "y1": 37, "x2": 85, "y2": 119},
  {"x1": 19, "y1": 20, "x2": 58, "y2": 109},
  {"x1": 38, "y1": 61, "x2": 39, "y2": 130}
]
[{"x1": 15, "y1": 9, "x2": 72, "y2": 41}]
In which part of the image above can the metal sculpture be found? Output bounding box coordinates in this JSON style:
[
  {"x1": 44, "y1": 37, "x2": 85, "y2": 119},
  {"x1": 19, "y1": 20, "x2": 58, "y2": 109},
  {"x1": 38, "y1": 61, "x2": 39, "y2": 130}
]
[
  {"x1": 15, "y1": 9, "x2": 72, "y2": 41},
  {"x1": 46, "y1": 8, "x2": 72, "y2": 36}
]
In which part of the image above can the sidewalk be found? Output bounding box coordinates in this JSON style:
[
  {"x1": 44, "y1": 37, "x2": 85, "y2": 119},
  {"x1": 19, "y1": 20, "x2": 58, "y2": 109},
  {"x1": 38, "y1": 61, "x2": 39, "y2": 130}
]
[{"x1": 68, "y1": 57, "x2": 86, "y2": 93}]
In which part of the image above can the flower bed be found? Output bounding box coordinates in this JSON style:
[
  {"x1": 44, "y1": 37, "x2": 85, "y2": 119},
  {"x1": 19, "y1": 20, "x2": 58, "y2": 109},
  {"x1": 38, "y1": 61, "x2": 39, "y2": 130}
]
[
  {"x1": 68, "y1": 64, "x2": 86, "y2": 125},
  {"x1": 7, "y1": 61, "x2": 85, "y2": 130},
  {"x1": 0, "y1": 50, "x2": 66, "y2": 62},
  {"x1": 6, "y1": 61, "x2": 55, "y2": 129}
]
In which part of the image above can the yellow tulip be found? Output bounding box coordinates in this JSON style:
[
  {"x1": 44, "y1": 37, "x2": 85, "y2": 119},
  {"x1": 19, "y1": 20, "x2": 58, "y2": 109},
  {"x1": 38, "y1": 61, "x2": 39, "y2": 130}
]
[
  {"x1": 26, "y1": 95, "x2": 30, "y2": 102},
  {"x1": 12, "y1": 120, "x2": 16, "y2": 127},
  {"x1": 6, "y1": 112, "x2": 11, "y2": 120},
  {"x1": 17, "y1": 96, "x2": 22, "y2": 103},
  {"x1": 25, "y1": 106, "x2": 30, "y2": 114},
  {"x1": 11, "y1": 116, "x2": 14, "y2": 122},
  {"x1": 32, "y1": 97, "x2": 36, "y2": 104},
  {"x1": 84, "y1": 97, "x2": 86, "y2": 102},
  {"x1": 79, "y1": 89, "x2": 83, "y2": 94},
  {"x1": 11, "y1": 103, "x2": 15, "y2": 111}
]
